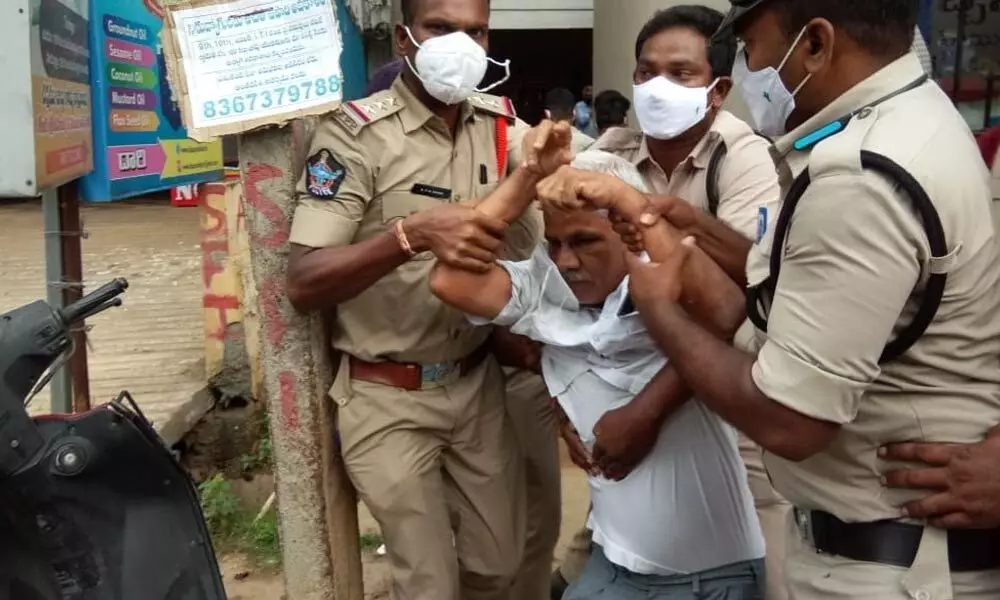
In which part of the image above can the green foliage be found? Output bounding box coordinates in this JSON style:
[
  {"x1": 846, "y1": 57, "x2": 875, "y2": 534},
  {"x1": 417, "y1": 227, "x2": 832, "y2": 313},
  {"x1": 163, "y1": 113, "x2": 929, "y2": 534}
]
[
  {"x1": 200, "y1": 474, "x2": 244, "y2": 536},
  {"x1": 240, "y1": 412, "x2": 274, "y2": 475},
  {"x1": 359, "y1": 532, "x2": 384, "y2": 553},
  {"x1": 199, "y1": 474, "x2": 282, "y2": 569}
]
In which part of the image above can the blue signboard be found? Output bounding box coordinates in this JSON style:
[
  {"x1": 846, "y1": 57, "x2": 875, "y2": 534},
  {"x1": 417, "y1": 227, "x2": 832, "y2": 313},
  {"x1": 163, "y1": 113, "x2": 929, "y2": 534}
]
[{"x1": 80, "y1": 0, "x2": 223, "y2": 202}]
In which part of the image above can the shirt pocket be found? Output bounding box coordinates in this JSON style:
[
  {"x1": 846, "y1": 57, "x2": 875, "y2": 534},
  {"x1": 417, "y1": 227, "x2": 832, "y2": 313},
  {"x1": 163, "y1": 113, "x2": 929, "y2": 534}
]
[{"x1": 381, "y1": 190, "x2": 444, "y2": 261}]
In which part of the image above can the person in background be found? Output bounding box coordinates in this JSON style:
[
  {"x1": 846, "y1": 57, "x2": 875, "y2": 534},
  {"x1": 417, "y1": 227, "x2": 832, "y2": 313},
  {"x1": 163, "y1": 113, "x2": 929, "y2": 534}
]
[
  {"x1": 574, "y1": 85, "x2": 598, "y2": 137},
  {"x1": 365, "y1": 58, "x2": 404, "y2": 96},
  {"x1": 593, "y1": 90, "x2": 631, "y2": 136},
  {"x1": 546, "y1": 88, "x2": 596, "y2": 154}
]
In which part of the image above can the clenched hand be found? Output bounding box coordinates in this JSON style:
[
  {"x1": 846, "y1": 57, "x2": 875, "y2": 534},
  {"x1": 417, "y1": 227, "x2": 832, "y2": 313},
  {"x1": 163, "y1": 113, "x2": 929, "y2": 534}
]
[
  {"x1": 522, "y1": 120, "x2": 574, "y2": 177},
  {"x1": 592, "y1": 402, "x2": 660, "y2": 481},
  {"x1": 536, "y1": 166, "x2": 642, "y2": 215},
  {"x1": 611, "y1": 196, "x2": 699, "y2": 253},
  {"x1": 404, "y1": 204, "x2": 507, "y2": 273}
]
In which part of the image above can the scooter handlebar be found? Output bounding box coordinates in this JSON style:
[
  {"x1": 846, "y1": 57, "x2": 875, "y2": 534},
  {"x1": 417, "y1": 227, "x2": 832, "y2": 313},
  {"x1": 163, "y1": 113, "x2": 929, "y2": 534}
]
[{"x1": 59, "y1": 278, "x2": 129, "y2": 325}]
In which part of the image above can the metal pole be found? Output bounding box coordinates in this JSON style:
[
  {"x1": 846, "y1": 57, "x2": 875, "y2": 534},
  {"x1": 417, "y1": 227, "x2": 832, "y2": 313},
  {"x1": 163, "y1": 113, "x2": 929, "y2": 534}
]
[
  {"x1": 985, "y1": 73, "x2": 996, "y2": 132},
  {"x1": 58, "y1": 182, "x2": 90, "y2": 413},
  {"x1": 952, "y1": 1, "x2": 967, "y2": 103},
  {"x1": 42, "y1": 189, "x2": 72, "y2": 413}
]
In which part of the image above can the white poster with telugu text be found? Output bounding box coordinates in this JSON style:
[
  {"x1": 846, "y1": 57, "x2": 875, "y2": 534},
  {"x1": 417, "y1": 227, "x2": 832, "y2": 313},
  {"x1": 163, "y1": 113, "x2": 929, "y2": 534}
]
[{"x1": 166, "y1": 0, "x2": 344, "y2": 140}]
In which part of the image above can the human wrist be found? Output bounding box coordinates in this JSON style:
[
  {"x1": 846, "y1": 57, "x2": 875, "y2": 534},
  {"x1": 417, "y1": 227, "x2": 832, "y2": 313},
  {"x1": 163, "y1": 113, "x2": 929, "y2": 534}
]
[
  {"x1": 613, "y1": 189, "x2": 653, "y2": 222},
  {"x1": 398, "y1": 216, "x2": 427, "y2": 254}
]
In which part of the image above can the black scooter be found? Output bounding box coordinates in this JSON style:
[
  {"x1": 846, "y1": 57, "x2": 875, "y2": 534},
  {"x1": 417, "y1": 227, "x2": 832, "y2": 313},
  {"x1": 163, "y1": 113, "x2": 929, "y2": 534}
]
[{"x1": 0, "y1": 279, "x2": 227, "y2": 600}]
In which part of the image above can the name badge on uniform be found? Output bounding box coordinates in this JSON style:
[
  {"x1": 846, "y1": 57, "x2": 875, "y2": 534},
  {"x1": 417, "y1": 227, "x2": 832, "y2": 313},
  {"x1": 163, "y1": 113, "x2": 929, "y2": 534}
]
[
  {"x1": 756, "y1": 206, "x2": 769, "y2": 243},
  {"x1": 411, "y1": 184, "x2": 452, "y2": 200}
]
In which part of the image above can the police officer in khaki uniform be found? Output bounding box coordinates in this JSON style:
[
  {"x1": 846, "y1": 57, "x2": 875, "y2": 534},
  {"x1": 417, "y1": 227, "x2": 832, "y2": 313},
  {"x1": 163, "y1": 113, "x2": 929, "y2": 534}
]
[
  {"x1": 284, "y1": 0, "x2": 572, "y2": 597},
  {"x1": 359, "y1": 54, "x2": 564, "y2": 600},
  {"x1": 614, "y1": 1, "x2": 1000, "y2": 598},
  {"x1": 553, "y1": 6, "x2": 788, "y2": 600}
]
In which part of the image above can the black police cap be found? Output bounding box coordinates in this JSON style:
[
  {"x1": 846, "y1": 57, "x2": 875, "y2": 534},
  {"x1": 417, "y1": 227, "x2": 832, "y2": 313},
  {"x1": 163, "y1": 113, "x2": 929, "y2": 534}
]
[{"x1": 715, "y1": 0, "x2": 769, "y2": 38}]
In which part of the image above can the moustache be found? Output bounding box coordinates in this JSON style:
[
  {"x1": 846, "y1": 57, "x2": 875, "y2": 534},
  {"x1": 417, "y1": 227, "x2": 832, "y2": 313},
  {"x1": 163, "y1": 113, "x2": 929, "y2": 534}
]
[{"x1": 560, "y1": 270, "x2": 590, "y2": 283}]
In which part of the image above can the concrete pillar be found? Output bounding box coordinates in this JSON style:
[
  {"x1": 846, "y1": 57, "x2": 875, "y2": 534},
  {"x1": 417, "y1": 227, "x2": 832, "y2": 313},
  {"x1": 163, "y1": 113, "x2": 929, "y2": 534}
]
[
  {"x1": 238, "y1": 121, "x2": 363, "y2": 600},
  {"x1": 592, "y1": 0, "x2": 751, "y2": 124}
]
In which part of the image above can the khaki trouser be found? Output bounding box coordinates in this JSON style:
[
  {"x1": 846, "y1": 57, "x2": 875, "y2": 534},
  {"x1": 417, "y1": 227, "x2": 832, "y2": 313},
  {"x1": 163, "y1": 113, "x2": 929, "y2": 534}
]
[
  {"x1": 560, "y1": 517, "x2": 593, "y2": 584},
  {"x1": 504, "y1": 368, "x2": 562, "y2": 600},
  {"x1": 740, "y1": 433, "x2": 791, "y2": 600},
  {"x1": 558, "y1": 434, "x2": 791, "y2": 600},
  {"x1": 334, "y1": 355, "x2": 526, "y2": 600},
  {"x1": 785, "y1": 511, "x2": 1000, "y2": 599}
]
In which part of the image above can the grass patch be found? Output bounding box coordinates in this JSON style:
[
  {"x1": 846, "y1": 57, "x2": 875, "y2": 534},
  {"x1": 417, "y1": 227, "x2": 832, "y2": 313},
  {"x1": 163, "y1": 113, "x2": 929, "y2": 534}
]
[
  {"x1": 200, "y1": 474, "x2": 282, "y2": 569},
  {"x1": 240, "y1": 412, "x2": 273, "y2": 476},
  {"x1": 359, "y1": 532, "x2": 384, "y2": 553}
]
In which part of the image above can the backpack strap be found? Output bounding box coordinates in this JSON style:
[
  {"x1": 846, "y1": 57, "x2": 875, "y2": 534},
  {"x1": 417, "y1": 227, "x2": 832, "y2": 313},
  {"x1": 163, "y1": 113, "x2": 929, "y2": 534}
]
[
  {"x1": 745, "y1": 150, "x2": 949, "y2": 364},
  {"x1": 706, "y1": 140, "x2": 728, "y2": 216}
]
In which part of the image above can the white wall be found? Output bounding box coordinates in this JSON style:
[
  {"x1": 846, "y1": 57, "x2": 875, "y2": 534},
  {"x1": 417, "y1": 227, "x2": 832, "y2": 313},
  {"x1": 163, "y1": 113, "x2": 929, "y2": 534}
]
[
  {"x1": 490, "y1": 0, "x2": 593, "y2": 29},
  {"x1": 592, "y1": 0, "x2": 750, "y2": 123}
]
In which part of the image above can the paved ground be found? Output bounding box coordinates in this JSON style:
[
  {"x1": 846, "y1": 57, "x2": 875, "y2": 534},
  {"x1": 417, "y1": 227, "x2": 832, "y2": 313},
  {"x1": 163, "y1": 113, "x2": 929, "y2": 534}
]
[{"x1": 0, "y1": 197, "x2": 210, "y2": 444}]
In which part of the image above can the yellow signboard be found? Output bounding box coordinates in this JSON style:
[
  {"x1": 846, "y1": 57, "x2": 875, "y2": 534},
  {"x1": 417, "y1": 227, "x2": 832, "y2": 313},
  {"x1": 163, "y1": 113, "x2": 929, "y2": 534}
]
[{"x1": 30, "y1": 0, "x2": 94, "y2": 191}]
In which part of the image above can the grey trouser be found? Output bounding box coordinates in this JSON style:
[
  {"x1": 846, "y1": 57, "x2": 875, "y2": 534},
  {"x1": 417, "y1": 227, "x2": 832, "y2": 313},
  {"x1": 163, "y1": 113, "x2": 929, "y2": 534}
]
[{"x1": 564, "y1": 546, "x2": 765, "y2": 600}]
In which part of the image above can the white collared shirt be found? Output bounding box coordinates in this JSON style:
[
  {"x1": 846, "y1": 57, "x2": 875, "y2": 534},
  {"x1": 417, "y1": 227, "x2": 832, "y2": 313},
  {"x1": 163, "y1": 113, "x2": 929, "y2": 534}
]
[{"x1": 472, "y1": 246, "x2": 765, "y2": 575}]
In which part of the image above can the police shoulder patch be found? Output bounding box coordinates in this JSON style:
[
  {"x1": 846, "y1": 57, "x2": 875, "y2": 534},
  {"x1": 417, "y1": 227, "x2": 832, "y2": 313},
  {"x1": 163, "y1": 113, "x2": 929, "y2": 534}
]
[
  {"x1": 306, "y1": 149, "x2": 347, "y2": 199},
  {"x1": 468, "y1": 93, "x2": 517, "y2": 122}
]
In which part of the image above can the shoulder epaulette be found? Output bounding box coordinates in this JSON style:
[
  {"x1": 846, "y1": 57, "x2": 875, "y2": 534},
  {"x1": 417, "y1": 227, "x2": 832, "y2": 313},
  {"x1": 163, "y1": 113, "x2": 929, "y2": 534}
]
[
  {"x1": 329, "y1": 90, "x2": 405, "y2": 137},
  {"x1": 806, "y1": 107, "x2": 880, "y2": 179},
  {"x1": 590, "y1": 127, "x2": 643, "y2": 153},
  {"x1": 467, "y1": 93, "x2": 517, "y2": 122}
]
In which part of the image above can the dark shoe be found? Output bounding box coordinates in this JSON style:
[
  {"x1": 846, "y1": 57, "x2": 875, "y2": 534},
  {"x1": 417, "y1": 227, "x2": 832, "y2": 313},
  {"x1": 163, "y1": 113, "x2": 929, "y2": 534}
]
[{"x1": 550, "y1": 570, "x2": 569, "y2": 600}]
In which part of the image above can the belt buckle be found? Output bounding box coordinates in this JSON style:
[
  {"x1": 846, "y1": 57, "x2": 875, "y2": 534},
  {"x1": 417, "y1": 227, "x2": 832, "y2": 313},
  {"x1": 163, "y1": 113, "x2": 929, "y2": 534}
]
[
  {"x1": 421, "y1": 361, "x2": 457, "y2": 386},
  {"x1": 795, "y1": 508, "x2": 817, "y2": 550}
]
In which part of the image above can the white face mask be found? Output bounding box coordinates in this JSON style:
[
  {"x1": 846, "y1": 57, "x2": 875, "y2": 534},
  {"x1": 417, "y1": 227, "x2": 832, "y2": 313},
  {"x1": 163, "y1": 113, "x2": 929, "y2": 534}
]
[
  {"x1": 632, "y1": 76, "x2": 719, "y2": 140},
  {"x1": 404, "y1": 27, "x2": 511, "y2": 105},
  {"x1": 732, "y1": 27, "x2": 812, "y2": 137}
]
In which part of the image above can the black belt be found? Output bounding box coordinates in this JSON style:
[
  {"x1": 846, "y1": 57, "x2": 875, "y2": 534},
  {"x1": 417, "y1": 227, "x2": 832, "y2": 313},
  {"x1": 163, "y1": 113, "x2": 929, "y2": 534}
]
[{"x1": 800, "y1": 509, "x2": 1000, "y2": 572}]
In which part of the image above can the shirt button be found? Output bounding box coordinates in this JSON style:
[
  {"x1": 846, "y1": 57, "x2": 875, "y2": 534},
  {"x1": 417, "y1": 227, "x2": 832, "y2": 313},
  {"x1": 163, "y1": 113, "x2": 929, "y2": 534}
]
[{"x1": 913, "y1": 590, "x2": 931, "y2": 600}]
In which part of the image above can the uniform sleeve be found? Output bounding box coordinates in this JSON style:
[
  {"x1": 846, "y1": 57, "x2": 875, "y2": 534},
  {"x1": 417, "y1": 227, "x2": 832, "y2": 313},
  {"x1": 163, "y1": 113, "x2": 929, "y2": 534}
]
[
  {"x1": 716, "y1": 133, "x2": 780, "y2": 240},
  {"x1": 289, "y1": 118, "x2": 375, "y2": 249},
  {"x1": 752, "y1": 172, "x2": 924, "y2": 424}
]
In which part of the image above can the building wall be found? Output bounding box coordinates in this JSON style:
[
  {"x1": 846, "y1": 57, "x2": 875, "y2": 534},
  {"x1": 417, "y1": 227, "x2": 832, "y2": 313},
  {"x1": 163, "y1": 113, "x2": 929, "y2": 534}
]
[
  {"x1": 593, "y1": 0, "x2": 751, "y2": 124},
  {"x1": 490, "y1": 0, "x2": 592, "y2": 29}
]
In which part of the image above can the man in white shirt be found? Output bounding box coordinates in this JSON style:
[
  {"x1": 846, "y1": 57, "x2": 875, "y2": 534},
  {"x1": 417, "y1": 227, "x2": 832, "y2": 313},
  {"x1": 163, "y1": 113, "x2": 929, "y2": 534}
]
[{"x1": 427, "y1": 150, "x2": 765, "y2": 599}]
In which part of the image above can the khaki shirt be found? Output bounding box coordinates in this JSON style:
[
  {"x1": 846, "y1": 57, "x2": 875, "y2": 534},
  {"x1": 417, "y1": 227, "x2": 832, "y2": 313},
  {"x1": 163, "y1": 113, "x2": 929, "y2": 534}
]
[
  {"x1": 591, "y1": 110, "x2": 779, "y2": 239},
  {"x1": 739, "y1": 53, "x2": 1000, "y2": 521},
  {"x1": 992, "y1": 154, "x2": 1000, "y2": 235},
  {"x1": 289, "y1": 76, "x2": 542, "y2": 364},
  {"x1": 570, "y1": 127, "x2": 595, "y2": 155}
]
